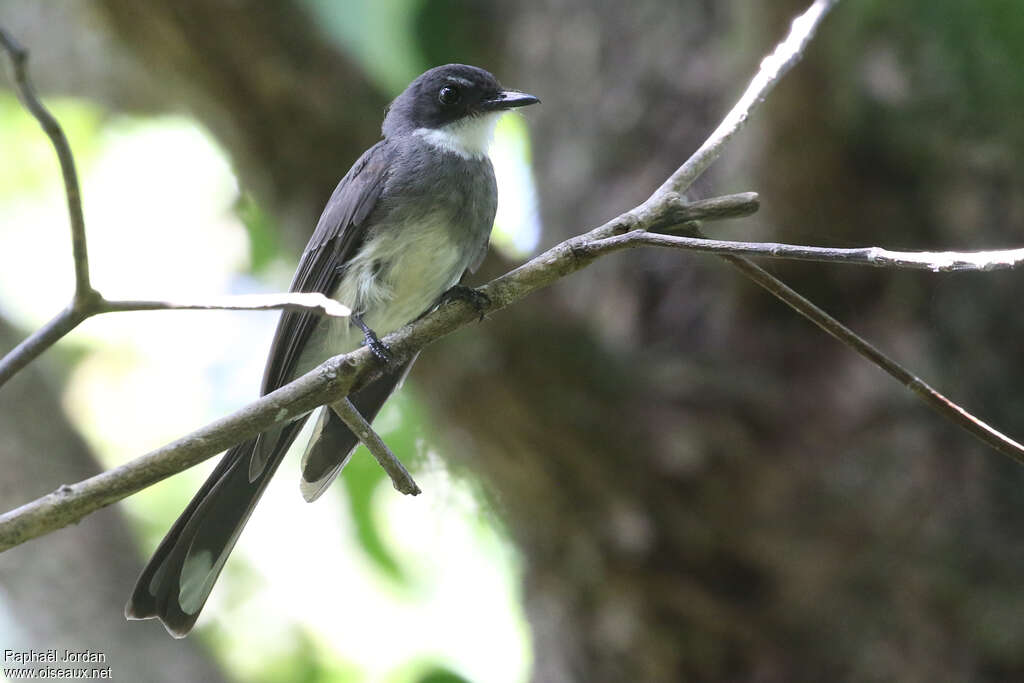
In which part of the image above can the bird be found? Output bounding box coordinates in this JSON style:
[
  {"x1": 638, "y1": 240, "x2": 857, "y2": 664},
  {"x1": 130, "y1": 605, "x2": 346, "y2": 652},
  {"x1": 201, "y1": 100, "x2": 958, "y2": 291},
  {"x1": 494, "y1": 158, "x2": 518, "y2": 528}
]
[{"x1": 125, "y1": 64, "x2": 539, "y2": 637}]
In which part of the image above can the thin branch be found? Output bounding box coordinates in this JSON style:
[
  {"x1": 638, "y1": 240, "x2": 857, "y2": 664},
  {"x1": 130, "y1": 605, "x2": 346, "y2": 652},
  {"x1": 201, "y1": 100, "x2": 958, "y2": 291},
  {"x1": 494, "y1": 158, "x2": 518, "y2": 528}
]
[
  {"x1": 0, "y1": 27, "x2": 92, "y2": 299},
  {"x1": 0, "y1": 293, "x2": 352, "y2": 389},
  {"x1": 589, "y1": 231, "x2": 1024, "y2": 272},
  {"x1": 0, "y1": 306, "x2": 89, "y2": 387},
  {"x1": 654, "y1": 0, "x2": 840, "y2": 197},
  {"x1": 650, "y1": 192, "x2": 762, "y2": 226},
  {"x1": 331, "y1": 399, "x2": 421, "y2": 495},
  {"x1": 0, "y1": 350, "x2": 370, "y2": 552},
  {"x1": 715, "y1": 249, "x2": 1024, "y2": 465},
  {"x1": 97, "y1": 292, "x2": 352, "y2": 317}
]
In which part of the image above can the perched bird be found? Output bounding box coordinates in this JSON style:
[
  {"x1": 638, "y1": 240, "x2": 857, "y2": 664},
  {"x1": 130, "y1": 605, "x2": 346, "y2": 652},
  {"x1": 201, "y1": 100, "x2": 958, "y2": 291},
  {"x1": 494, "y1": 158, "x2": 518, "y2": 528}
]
[{"x1": 126, "y1": 64, "x2": 539, "y2": 637}]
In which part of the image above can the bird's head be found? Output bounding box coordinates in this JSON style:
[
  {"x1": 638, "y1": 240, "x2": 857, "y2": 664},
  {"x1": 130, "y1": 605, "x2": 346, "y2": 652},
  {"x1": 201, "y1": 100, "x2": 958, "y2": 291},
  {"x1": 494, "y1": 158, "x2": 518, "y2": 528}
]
[{"x1": 383, "y1": 64, "x2": 539, "y2": 158}]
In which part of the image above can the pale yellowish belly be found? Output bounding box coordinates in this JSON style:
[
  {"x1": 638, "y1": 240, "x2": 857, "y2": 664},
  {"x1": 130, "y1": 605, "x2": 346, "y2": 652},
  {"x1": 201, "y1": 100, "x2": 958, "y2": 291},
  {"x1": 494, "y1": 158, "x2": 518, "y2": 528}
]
[{"x1": 292, "y1": 217, "x2": 468, "y2": 379}]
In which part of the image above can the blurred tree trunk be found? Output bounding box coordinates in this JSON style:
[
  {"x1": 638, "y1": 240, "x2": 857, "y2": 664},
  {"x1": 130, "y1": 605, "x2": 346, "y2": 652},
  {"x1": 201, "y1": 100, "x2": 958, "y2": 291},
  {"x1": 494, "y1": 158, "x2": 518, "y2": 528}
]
[
  {"x1": 5, "y1": 0, "x2": 1023, "y2": 680},
  {"x1": 0, "y1": 318, "x2": 229, "y2": 682}
]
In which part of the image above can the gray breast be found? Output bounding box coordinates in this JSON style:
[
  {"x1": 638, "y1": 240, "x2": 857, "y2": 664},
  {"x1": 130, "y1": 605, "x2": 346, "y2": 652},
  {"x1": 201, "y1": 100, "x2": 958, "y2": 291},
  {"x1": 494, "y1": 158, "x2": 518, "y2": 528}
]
[{"x1": 376, "y1": 138, "x2": 498, "y2": 273}]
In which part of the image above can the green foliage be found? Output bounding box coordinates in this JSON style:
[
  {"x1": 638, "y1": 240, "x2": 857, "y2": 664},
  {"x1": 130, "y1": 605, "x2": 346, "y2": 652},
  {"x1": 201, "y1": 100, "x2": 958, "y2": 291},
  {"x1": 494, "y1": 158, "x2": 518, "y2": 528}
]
[
  {"x1": 415, "y1": 666, "x2": 473, "y2": 683},
  {"x1": 235, "y1": 191, "x2": 280, "y2": 274}
]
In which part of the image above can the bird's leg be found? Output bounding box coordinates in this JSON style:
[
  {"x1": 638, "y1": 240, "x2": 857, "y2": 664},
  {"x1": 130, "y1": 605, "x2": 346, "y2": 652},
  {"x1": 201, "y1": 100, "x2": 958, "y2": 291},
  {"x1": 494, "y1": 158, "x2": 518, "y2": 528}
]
[
  {"x1": 351, "y1": 313, "x2": 393, "y2": 364},
  {"x1": 439, "y1": 285, "x2": 491, "y2": 321}
]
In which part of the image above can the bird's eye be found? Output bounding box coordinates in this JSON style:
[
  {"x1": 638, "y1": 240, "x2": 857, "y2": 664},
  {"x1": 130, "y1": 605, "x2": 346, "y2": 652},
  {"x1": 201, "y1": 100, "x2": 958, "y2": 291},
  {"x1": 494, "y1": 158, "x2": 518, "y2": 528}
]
[{"x1": 438, "y1": 85, "x2": 460, "y2": 105}]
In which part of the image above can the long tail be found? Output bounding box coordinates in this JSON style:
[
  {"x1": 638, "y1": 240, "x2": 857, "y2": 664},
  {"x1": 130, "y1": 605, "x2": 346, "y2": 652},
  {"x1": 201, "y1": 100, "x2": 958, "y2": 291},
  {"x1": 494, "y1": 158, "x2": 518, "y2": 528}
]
[
  {"x1": 124, "y1": 419, "x2": 305, "y2": 637},
  {"x1": 125, "y1": 364, "x2": 414, "y2": 637}
]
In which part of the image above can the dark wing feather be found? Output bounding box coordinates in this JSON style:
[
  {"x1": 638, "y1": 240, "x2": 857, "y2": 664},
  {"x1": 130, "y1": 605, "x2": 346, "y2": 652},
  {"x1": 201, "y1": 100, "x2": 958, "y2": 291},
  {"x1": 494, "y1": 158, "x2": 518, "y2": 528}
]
[
  {"x1": 249, "y1": 140, "x2": 395, "y2": 479},
  {"x1": 263, "y1": 138, "x2": 394, "y2": 393},
  {"x1": 126, "y1": 139, "x2": 395, "y2": 637}
]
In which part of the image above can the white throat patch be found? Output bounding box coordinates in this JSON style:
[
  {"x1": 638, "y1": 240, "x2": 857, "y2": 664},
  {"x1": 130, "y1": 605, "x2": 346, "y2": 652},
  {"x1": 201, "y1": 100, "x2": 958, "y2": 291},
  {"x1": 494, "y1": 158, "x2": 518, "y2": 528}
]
[{"x1": 414, "y1": 112, "x2": 502, "y2": 160}]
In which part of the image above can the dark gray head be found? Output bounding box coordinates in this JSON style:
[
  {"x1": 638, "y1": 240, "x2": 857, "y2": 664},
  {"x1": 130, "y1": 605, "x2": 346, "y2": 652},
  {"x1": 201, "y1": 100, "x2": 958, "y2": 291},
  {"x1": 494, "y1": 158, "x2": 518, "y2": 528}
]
[{"x1": 382, "y1": 64, "x2": 539, "y2": 139}]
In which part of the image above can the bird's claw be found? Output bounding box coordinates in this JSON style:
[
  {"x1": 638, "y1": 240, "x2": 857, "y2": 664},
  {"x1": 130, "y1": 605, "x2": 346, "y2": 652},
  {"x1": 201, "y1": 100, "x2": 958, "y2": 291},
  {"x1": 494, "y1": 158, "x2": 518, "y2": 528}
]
[
  {"x1": 352, "y1": 313, "x2": 393, "y2": 365},
  {"x1": 440, "y1": 285, "x2": 491, "y2": 321},
  {"x1": 364, "y1": 331, "x2": 393, "y2": 365}
]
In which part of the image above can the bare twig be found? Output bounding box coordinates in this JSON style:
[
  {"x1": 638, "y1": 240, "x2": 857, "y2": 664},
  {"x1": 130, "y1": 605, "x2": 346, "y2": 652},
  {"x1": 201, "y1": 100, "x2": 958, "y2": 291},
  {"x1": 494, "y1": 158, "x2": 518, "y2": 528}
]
[
  {"x1": 654, "y1": 0, "x2": 840, "y2": 197},
  {"x1": 3, "y1": 0, "x2": 1024, "y2": 552},
  {"x1": 97, "y1": 293, "x2": 352, "y2": 317},
  {"x1": 589, "y1": 231, "x2": 1024, "y2": 272},
  {"x1": 0, "y1": 306, "x2": 90, "y2": 387},
  {"x1": 716, "y1": 250, "x2": 1024, "y2": 465},
  {"x1": 0, "y1": 293, "x2": 352, "y2": 388},
  {"x1": 569, "y1": 2, "x2": 838, "y2": 246},
  {"x1": 0, "y1": 27, "x2": 97, "y2": 387},
  {"x1": 649, "y1": 192, "x2": 762, "y2": 227},
  {"x1": 331, "y1": 399, "x2": 421, "y2": 495},
  {"x1": 0, "y1": 27, "x2": 91, "y2": 299},
  {"x1": 0, "y1": 349, "x2": 369, "y2": 552},
  {"x1": 0, "y1": 311, "x2": 83, "y2": 388}
]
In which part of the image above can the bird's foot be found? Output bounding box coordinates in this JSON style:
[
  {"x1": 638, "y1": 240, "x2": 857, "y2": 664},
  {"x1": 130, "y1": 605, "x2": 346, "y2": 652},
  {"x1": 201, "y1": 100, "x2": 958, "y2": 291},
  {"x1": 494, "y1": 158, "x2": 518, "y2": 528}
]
[
  {"x1": 440, "y1": 285, "x2": 491, "y2": 321},
  {"x1": 352, "y1": 313, "x2": 393, "y2": 364}
]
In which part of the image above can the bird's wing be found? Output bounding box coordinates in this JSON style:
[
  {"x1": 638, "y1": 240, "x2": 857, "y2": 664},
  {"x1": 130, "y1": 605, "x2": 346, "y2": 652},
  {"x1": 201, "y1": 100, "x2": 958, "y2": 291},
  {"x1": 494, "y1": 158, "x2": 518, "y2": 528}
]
[
  {"x1": 263, "y1": 138, "x2": 394, "y2": 394},
  {"x1": 125, "y1": 140, "x2": 396, "y2": 637},
  {"x1": 248, "y1": 139, "x2": 396, "y2": 479}
]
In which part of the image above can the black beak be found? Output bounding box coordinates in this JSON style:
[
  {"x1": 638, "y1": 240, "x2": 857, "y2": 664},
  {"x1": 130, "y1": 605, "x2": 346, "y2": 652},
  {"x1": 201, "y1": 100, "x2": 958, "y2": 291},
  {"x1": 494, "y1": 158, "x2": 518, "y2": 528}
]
[{"x1": 479, "y1": 89, "x2": 541, "y2": 112}]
